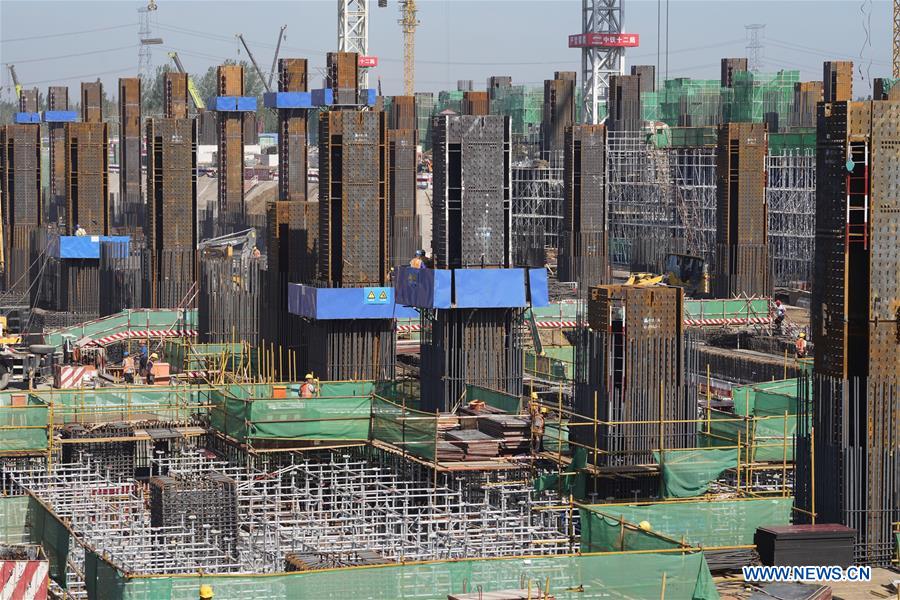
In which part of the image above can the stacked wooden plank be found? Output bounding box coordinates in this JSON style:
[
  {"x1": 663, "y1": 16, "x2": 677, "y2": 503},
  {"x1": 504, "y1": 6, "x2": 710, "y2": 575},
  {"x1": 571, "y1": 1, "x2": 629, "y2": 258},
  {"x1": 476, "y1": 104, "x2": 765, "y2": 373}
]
[
  {"x1": 446, "y1": 429, "x2": 500, "y2": 460},
  {"x1": 478, "y1": 415, "x2": 531, "y2": 454},
  {"x1": 435, "y1": 440, "x2": 466, "y2": 462}
]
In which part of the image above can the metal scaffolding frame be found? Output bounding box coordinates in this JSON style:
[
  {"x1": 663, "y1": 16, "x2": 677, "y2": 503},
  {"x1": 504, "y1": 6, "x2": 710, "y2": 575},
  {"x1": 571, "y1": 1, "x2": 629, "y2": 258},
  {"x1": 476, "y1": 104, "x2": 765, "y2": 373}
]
[
  {"x1": 511, "y1": 161, "x2": 565, "y2": 258},
  {"x1": 766, "y1": 150, "x2": 816, "y2": 289}
]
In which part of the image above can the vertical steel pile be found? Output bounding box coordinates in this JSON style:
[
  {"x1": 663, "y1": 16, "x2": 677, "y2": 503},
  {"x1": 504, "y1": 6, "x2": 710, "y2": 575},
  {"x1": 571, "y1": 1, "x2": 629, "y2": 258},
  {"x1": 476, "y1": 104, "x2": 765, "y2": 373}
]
[
  {"x1": 118, "y1": 78, "x2": 143, "y2": 236},
  {"x1": 318, "y1": 110, "x2": 389, "y2": 286},
  {"x1": 420, "y1": 307, "x2": 524, "y2": 413},
  {"x1": 0, "y1": 123, "x2": 41, "y2": 295},
  {"x1": 67, "y1": 82, "x2": 109, "y2": 234},
  {"x1": 18, "y1": 88, "x2": 39, "y2": 113},
  {"x1": 387, "y1": 96, "x2": 418, "y2": 270},
  {"x1": 714, "y1": 122, "x2": 771, "y2": 297},
  {"x1": 462, "y1": 91, "x2": 490, "y2": 116},
  {"x1": 264, "y1": 58, "x2": 313, "y2": 376},
  {"x1": 558, "y1": 124, "x2": 608, "y2": 287},
  {"x1": 47, "y1": 86, "x2": 69, "y2": 226},
  {"x1": 574, "y1": 284, "x2": 695, "y2": 467},
  {"x1": 541, "y1": 72, "x2": 576, "y2": 161},
  {"x1": 326, "y1": 51, "x2": 359, "y2": 105},
  {"x1": 217, "y1": 65, "x2": 246, "y2": 234},
  {"x1": 432, "y1": 114, "x2": 511, "y2": 268},
  {"x1": 791, "y1": 81, "x2": 823, "y2": 128},
  {"x1": 99, "y1": 240, "x2": 143, "y2": 315},
  {"x1": 302, "y1": 318, "x2": 396, "y2": 381},
  {"x1": 145, "y1": 73, "x2": 197, "y2": 308},
  {"x1": 823, "y1": 61, "x2": 853, "y2": 103},
  {"x1": 795, "y1": 97, "x2": 900, "y2": 565},
  {"x1": 198, "y1": 250, "x2": 263, "y2": 345},
  {"x1": 607, "y1": 74, "x2": 643, "y2": 132},
  {"x1": 630, "y1": 65, "x2": 656, "y2": 92},
  {"x1": 720, "y1": 58, "x2": 749, "y2": 88}
]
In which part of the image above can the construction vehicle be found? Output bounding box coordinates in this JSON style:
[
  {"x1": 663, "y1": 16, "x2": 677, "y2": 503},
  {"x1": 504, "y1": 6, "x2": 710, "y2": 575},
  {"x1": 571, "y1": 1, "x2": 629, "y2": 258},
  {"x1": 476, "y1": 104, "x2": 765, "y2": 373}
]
[
  {"x1": 167, "y1": 52, "x2": 206, "y2": 111},
  {"x1": 0, "y1": 317, "x2": 57, "y2": 390},
  {"x1": 626, "y1": 253, "x2": 710, "y2": 297},
  {"x1": 198, "y1": 229, "x2": 261, "y2": 287},
  {"x1": 7, "y1": 65, "x2": 22, "y2": 101}
]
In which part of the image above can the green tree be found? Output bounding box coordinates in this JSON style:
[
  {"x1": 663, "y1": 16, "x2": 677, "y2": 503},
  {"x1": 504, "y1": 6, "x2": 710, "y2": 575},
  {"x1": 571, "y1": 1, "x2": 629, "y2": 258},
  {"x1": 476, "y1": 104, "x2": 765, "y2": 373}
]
[
  {"x1": 141, "y1": 64, "x2": 173, "y2": 117},
  {"x1": 194, "y1": 60, "x2": 276, "y2": 133}
]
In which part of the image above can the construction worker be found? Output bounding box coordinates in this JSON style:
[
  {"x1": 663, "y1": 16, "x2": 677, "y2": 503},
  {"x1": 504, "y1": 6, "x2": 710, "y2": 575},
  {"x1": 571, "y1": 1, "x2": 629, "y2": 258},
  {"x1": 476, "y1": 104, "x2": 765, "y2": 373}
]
[
  {"x1": 410, "y1": 249, "x2": 427, "y2": 269},
  {"x1": 795, "y1": 332, "x2": 808, "y2": 358},
  {"x1": 146, "y1": 352, "x2": 158, "y2": 385},
  {"x1": 138, "y1": 343, "x2": 149, "y2": 375},
  {"x1": 199, "y1": 584, "x2": 214, "y2": 600},
  {"x1": 300, "y1": 373, "x2": 318, "y2": 398},
  {"x1": 531, "y1": 406, "x2": 547, "y2": 454},
  {"x1": 773, "y1": 300, "x2": 786, "y2": 335},
  {"x1": 74, "y1": 224, "x2": 87, "y2": 236},
  {"x1": 122, "y1": 351, "x2": 135, "y2": 384}
]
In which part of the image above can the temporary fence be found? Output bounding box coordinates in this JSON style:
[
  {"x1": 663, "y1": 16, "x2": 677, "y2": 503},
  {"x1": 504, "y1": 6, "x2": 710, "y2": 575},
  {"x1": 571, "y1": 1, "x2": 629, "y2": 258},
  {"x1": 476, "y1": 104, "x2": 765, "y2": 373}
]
[
  {"x1": 28, "y1": 385, "x2": 210, "y2": 425},
  {"x1": 75, "y1": 547, "x2": 719, "y2": 600},
  {"x1": 371, "y1": 394, "x2": 439, "y2": 461},
  {"x1": 464, "y1": 384, "x2": 521, "y2": 414},
  {"x1": 525, "y1": 346, "x2": 575, "y2": 383},
  {"x1": 683, "y1": 298, "x2": 771, "y2": 327},
  {"x1": 43, "y1": 308, "x2": 197, "y2": 349},
  {"x1": 580, "y1": 497, "x2": 792, "y2": 553},
  {"x1": 654, "y1": 447, "x2": 739, "y2": 498},
  {"x1": 0, "y1": 496, "x2": 30, "y2": 544}
]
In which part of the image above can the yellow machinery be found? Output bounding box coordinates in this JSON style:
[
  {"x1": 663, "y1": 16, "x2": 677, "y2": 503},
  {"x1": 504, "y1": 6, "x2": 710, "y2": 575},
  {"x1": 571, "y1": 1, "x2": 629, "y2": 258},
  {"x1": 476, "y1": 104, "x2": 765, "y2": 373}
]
[
  {"x1": 626, "y1": 254, "x2": 710, "y2": 297},
  {"x1": 167, "y1": 52, "x2": 206, "y2": 111},
  {"x1": 0, "y1": 317, "x2": 22, "y2": 346}
]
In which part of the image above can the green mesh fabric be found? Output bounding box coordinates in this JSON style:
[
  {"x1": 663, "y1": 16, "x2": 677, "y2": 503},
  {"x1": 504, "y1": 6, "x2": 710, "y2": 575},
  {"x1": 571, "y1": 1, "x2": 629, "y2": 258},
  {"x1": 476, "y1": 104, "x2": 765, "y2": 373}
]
[
  {"x1": 371, "y1": 396, "x2": 437, "y2": 460},
  {"x1": 83, "y1": 552, "x2": 719, "y2": 600},
  {"x1": 653, "y1": 448, "x2": 739, "y2": 498},
  {"x1": 579, "y1": 508, "x2": 684, "y2": 552},
  {"x1": 32, "y1": 386, "x2": 201, "y2": 425},
  {"x1": 465, "y1": 384, "x2": 520, "y2": 414},
  {"x1": 27, "y1": 496, "x2": 70, "y2": 587},
  {"x1": 0, "y1": 496, "x2": 30, "y2": 544},
  {"x1": 581, "y1": 498, "x2": 792, "y2": 549}
]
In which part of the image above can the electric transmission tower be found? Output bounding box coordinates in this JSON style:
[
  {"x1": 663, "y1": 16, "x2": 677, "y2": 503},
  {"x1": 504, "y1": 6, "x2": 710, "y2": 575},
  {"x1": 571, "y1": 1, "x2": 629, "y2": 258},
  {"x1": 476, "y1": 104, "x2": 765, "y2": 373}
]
[
  {"x1": 745, "y1": 24, "x2": 765, "y2": 72},
  {"x1": 138, "y1": 0, "x2": 162, "y2": 82}
]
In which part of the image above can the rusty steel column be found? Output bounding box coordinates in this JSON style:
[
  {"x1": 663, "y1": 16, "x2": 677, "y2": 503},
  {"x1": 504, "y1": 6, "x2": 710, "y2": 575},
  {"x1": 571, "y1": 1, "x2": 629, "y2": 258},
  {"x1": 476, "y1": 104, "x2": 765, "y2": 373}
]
[
  {"x1": 216, "y1": 65, "x2": 245, "y2": 234},
  {"x1": 118, "y1": 77, "x2": 143, "y2": 235},
  {"x1": 47, "y1": 86, "x2": 69, "y2": 226}
]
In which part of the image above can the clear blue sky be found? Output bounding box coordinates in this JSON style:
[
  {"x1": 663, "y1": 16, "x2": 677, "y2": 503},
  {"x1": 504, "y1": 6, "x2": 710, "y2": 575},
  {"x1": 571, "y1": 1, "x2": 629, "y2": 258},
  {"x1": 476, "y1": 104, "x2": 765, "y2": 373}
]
[{"x1": 0, "y1": 0, "x2": 893, "y2": 101}]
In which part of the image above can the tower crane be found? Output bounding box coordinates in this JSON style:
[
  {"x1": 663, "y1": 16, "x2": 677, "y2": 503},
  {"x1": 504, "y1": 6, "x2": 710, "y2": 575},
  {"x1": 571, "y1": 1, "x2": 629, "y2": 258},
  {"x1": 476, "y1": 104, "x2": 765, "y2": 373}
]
[
  {"x1": 398, "y1": 1, "x2": 419, "y2": 96},
  {"x1": 893, "y1": 0, "x2": 899, "y2": 78}
]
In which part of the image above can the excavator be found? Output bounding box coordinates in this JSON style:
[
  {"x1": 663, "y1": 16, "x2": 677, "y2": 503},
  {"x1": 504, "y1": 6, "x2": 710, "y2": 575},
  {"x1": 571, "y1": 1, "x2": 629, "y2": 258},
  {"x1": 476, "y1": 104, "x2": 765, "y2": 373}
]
[
  {"x1": 198, "y1": 229, "x2": 260, "y2": 287},
  {"x1": 626, "y1": 253, "x2": 710, "y2": 297}
]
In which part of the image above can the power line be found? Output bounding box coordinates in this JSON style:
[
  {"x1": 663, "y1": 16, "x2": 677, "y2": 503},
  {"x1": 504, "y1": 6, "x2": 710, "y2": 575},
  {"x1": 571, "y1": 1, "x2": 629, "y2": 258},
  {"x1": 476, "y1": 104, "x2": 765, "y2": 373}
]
[
  {"x1": 5, "y1": 45, "x2": 137, "y2": 65},
  {"x1": 0, "y1": 23, "x2": 137, "y2": 44},
  {"x1": 13, "y1": 66, "x2": 136, "y2": 87}
]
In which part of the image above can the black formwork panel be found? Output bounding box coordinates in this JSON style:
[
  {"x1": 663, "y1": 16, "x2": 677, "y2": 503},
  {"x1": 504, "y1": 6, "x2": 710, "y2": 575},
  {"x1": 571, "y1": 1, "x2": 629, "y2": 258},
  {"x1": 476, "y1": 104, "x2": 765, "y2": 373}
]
[
  {"x1": 300, "y1": 318, "x2": 395, "y2": 382},
  {"x1": 388, "y1": 129, "x2": 418, "y2": 269},
  {"x1": 2, "y1": 125, "x2": 42, "y2": 230},
  {"x1": 432, "y1": 115, "x2": 511, "y2": 268},
  {"x1": 198, "y1": 253, "x2": 262, "y2": 345},
  {"x1": 318, "y1": 110, "x2": 389, "y2": 287},
  {"x1": 118, "y1": 78, "x2": 143, "y2": 235},
  {"x1": 541, "y1": 77, "x2": 576, "y2": 158},
  {"x1": 47, "y1": 86, "x2": 69, "y2": 226},
  {"x1": 607, "y1": 75, "x2": 642, "y2": 132},
  {"x1": 65, "y1": 122, "x2": 109, "y2": 234},
  {"x1": 559, "y1": 124, "x2": 607, "y2": 285},
  {"x1": 100, "y1": 240, "x2": 143, "y2": 316},
  {"x1": 419, "y1": 308, "x2": 524, "y2": 413}
]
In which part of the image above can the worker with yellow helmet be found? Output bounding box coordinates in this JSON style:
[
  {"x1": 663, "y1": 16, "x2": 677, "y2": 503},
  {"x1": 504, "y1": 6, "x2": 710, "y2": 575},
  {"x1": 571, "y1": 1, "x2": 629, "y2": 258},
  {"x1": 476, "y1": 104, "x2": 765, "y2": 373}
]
[
  {"x1": 795, "y1": 331, "x2": 807, "y2": 358},
  {"x1": 531, "y1": 404, "x2": 547, "y2": 454},
  {"x1": 300, "y1": 373, "x2": 318, "y2": 398},
  {"x1": 199, "y1": 584, "x2": 214, "y2": 599}
]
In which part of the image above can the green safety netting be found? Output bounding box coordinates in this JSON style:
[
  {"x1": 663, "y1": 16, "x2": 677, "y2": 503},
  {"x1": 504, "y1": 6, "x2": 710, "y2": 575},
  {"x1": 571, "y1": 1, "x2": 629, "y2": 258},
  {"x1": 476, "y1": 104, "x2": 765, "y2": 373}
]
[
  {"x1": 31, "y1": 386, "x2": 205, "y2": 424},
  {"x1": 702, "y1": 378, "x2": 806, "y2": 462},
  {"x1": 163, "y1": 342, "x2": 249, "y2": 374},
  {"x1": 490, "y1": 85, "x2": 543, "y2": 136},
  {"x1": 525, "y1": 347, "x2": 574, "y2": 382},
  {"x1": 28, "y1": 496, "x2": 70, "y2": 587},
  {"x1": 579, "y1": 508, "x2": 684, "y2": 553},
  {"x1": 650, "y1": 126, "x2": 718, "y2": 148},
  {"x1": 534, "y1": 448, "x2": 587, "y2": 498},
  {"x1": 544, "y1": 420, "x2": 570, "y2": 454},
  {"x1": 0, "y1": 394, "x2": 49, "y2": 452},
  {"x1": 653, "y1": 448, "x2": 739, "y2": 498},
  {"x1": 581, "y1": 498, "x2": 792, "y2": 551},
  {"x1": 0, "y1": 496, "x2": 30, "y2": 544},
  {"x1": 371, "y1": 396, "x2": 437, "y2": 461},
  {"x1": 82, "y1": 550, "x2": 719, "y2": 600},
  {"x1": 684, "y1": 298, "x2": 770, "y2": 323},
  {"x1": 374, "y1": 380, "x2": 422, "y2": 410},
  {"x1": 209, "y1": 382, "x2": 375, "y2": 443},
  {"x1": 769, "y1": 129, "x2": 816, "y2": 153},
  {"x1": 465, "y1": 384, "x2": 521, "y2": 414}
]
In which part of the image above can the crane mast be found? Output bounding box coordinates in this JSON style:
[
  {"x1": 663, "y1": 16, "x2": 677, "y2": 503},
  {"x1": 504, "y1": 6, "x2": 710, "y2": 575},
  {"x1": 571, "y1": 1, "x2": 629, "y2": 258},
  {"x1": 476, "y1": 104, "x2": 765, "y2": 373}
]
[
  {"x1": 398, "y1": 0, "x2": 418, "y2": 96},
  {"x1": 894, "y1": 0, "x2": 899, "y2": 78}
]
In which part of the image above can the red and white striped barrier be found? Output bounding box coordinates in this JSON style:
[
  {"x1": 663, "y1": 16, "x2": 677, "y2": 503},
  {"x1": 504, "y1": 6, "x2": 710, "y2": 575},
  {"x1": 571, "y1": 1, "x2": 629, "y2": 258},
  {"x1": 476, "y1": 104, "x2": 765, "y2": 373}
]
[
  {"x1": 0, "y1": 559, "x2": 48, "y2": 600},
  {"x1": 683, "y1": 317, "x2": 771, "y2": 327},
  {"x1": 54, "y1": 365, "x2": 97, "y2": 389},
  {"x1": 89, "y1": 329, "x2": 198, "y2": 347}
]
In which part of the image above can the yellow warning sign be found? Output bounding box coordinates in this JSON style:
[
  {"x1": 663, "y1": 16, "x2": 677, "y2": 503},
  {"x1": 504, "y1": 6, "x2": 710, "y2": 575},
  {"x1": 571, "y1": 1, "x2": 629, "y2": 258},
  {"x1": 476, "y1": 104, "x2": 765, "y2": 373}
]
[
  {"x1": 379, "y1": 290, "x2": 388, "y2": 301},
  {"x1": 367, "y1": 291, "x2": 376, "y2": 301}
]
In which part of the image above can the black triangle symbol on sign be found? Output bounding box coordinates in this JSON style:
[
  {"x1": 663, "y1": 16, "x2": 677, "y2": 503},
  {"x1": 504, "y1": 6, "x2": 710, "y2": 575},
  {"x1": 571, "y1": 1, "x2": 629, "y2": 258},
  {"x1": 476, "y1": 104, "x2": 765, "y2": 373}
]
[{"x1": 367, "y1": 291, "x2": 376, "y2": 300}]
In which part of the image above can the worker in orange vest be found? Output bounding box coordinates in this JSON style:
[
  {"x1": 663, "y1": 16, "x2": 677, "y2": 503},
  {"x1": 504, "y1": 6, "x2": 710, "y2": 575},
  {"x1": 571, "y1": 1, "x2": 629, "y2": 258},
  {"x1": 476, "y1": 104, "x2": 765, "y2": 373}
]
[
  {"x1": 409, "y1": 250, "x2": 427, "y2": 269},
  {"x1": 795, "y1": 332, "x2": 808, "y2": 358},
  {"x1": 300, "y1": 374, "x2": 318, "y2": 398}
]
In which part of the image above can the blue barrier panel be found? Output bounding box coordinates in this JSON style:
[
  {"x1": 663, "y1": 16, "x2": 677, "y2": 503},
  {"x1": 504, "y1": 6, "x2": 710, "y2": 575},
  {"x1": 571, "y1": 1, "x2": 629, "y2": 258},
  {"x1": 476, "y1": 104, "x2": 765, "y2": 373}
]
[
  {"x1": 14, "y1": 112, "x2": 41, "y2": 124},
  {"x1": 455, "y1": 269, "x2": 527, "y2": 308},
  {"x1": 55, "y1": 236, "x2": 131, "y2": 259},
  {"x1": 360, "y1": 88, "x2": 377, "y2": 106},
  {"x1": 263, "y1": 92, "x2": 313, "y2": 109},
  {"x1": 236, "y1": 96, "x2": 257, "y2": 111},
  {"x1": 311, "y1": 88, "x2": 334, "y2": 107},
  {"x1": 288, "y1": 285, "x2": 414, "y2": 320},
  {"x1": 395, "y1": 267, "x2": 452, "y2": 309},
  {"x1": 527, "y1": 268, "x2": 550, "y2": 307},
  {"x1": 209, "y1": 96, "x2": 237, "y2": 111},
  {"x1": 43, "y1": 111, "x2": 78, "y2": 123}
]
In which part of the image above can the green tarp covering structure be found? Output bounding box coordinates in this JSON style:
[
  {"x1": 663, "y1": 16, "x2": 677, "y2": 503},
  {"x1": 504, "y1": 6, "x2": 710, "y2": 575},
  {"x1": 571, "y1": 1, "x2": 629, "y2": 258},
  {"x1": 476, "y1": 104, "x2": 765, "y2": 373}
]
[
  {"x1": 465, "y1": 384, "x2": 520, "y2": 414},
  {"x1": 82, "y1": 550, "x2": 718, "y2": 600},
  {"x1": 30, "y1": 386, "x2": 206, "y2": 424},
  {"x1": 371, "y1": 396, "x2": 437, "y2": 461},
  {"x1": 701, "y1": 378, "x2": 805, "y2": 462},
  {"x1": 654, "y1": 448, "x2": 739, "y2": 498},
  {"x1": 683, "y1": 298, "x2": 770, "y2": 323},
  {"x1": 44, "y1": 309, "x2": 196, "y2": 348},
  {"x1": 209, "y1": 382, "x2": 375, "y2": 444},
  {"x1": 0, "y1": 393, "x2": 48, "y2": 453},
  {"x1": 525, "y1": 346, "x2": 574, "y2": 382},
  {"x1": 581, "y1": 498, "x2": 792, "y2": 551},
  {"x1": 28, "y1": 496, "x2": 70, "y2": 587}
]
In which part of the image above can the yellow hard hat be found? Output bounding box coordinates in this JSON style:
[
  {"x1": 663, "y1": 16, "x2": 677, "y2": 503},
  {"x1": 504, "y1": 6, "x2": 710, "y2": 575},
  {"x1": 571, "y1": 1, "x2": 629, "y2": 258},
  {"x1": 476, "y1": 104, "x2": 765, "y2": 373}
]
[
  {"x1": 540, "y1": 407, "x2": 549, "y2": 414},
  {"x1": 199, "y1": 584, "x2": 214, "y2": 599},
  {"x1": 305, "y1": 373, "x2": 314, "y2": 380},
  {"x1": 530, "y1": 392, "x2": 538, "y2": 399},
  {"x1": 638, "y1": 520, "x2": 652, "y2": 531},
  {"x1": 798, "y1": 332, "x2": 806, "y2": 339},
  {"x1": 150, "y1": 352, "x2": 159, "y2": 360}
]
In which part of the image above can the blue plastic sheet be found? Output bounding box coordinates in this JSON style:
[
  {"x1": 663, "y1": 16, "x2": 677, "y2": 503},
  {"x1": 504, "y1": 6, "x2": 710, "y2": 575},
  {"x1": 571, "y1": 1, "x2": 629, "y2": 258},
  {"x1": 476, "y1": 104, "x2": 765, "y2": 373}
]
[
  {"x1": 288, "y1": 285, "x2": 415, "y2": 320},
  {"x1": 454, "y1": 269, "x2": 526, "y2": 308},
  {"x1": 55, "y1": 236, "x2": 130, "y2": 259},
  {"x1": 43, "y1": 110, "x2": 78, "y2": 122},
  {"x1": 312, "y1": 88, "x2": 334, "y2": 106},
  {"x1": 14, "y1": 112, "x2": 40, "y2": 124},
  {"x1": 528, "y1": 268, "x2": 550, "y2": 307},
  {"x1": 395, "y1": 267, "x2": 452, "y2": 309},
  {"x1": 263, "y1": 92, "x2": 313, "y2": 109}
]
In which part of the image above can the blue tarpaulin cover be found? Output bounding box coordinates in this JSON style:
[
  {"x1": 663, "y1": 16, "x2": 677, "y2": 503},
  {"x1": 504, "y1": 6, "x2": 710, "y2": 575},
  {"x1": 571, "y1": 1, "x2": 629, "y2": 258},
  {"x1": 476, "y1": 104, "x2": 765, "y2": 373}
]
[
  {"x1": 287, "y1": 284, "x2": 417, "y2": 320},
  {"x1": 528, "y1": 268, "x2": 550, "y2": 307},
  {"x1": 396, "y1": 267, "x2": 548, "y2": 309},
  {"x1": 14, "y1": 112, "x2": 40, "y2": 124},
  {"x1": 311, "y1": 88, "x2": 334, "y2": 106},
  {"x1": 43, "y1": 111, "x2": 78, "y2": 123},
  {"x1": 395, "y1": 267, "x2": 452, "y2": 309},
  {"x1": 263, "y1": 92, "x2": 313, "y2": 109},
  {"x1": 54, "y1": 236, "x2": 130, "y2": 259},
  {"x1": 454, "y1": 269, "x2": 526, "y2": 308}
]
